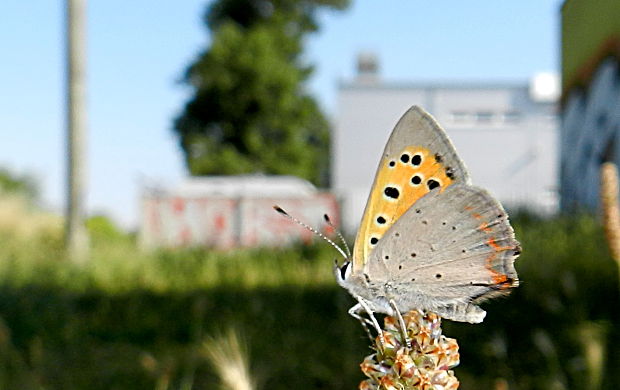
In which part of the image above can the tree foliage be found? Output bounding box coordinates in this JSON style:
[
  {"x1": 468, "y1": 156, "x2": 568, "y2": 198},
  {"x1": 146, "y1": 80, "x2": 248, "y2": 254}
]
[
  {"x1": 173, "y1": 0, "x2": 349, "y2": 187},
  {"x1": 0, "y1": 168, "x2": 38, "y2": 200}
]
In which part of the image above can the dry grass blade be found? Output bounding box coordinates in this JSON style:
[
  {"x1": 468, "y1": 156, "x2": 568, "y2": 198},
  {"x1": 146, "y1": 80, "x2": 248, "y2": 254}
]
[
  {"x1": 600, "y1": 162, "x2": 620, "y2": 265},
  {"x1": 202, "y1": 330, "x2": 255, "y2": 390}
]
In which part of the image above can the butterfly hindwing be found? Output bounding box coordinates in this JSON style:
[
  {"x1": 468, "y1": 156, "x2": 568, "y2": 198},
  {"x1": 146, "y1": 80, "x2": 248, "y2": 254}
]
[
  {"x1": 352, "y1": 106, "x2": 471, "y2": 270},
  {"x1": 366, "y1": 183, "x2": 520, "y2": 322}
]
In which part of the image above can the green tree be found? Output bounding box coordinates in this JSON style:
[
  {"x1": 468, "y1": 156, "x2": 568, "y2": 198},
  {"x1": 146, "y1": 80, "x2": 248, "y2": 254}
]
[
  {"x1": 0, "y1": 168, "x2": 38, "y2": 201},
  {"x1": 173, "y1": 0, "x2": 349, "y2": 187}
]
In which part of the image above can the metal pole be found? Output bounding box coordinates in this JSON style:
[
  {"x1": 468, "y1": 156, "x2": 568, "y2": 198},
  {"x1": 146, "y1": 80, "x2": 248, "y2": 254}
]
[{"x1": 66, "y1": 0, "x2": 89, "y2": 261}]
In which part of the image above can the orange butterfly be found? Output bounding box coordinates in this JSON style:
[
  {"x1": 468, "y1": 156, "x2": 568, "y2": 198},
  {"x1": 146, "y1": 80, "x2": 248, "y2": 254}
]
[
  {"x1": 334, "y1": 106, "x2": 519, "y2": 338},
  {"x1": 276, "y1": 106, "x2": 520, "y2": 343}
]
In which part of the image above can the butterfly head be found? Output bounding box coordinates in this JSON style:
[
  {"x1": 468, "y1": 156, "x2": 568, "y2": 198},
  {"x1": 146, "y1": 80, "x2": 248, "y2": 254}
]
[{"x1": 334, "y1": 259, "x2": 352, "y2": 284}]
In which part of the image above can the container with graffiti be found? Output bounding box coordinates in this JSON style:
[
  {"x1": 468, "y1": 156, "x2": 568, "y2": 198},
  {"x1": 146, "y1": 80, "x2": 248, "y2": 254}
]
[{"x1": 139, "y1": 175, "x2": 339, "y2": 249}]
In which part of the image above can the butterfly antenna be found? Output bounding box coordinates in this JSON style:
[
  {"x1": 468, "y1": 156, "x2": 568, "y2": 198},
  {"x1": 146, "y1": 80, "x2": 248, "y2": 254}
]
[
  {"x1": 323, "y1": 214, "x2": 352, "y2": 258},
  {"x1": 273, "y1": 205, "x2": 348, "y2": 259}
]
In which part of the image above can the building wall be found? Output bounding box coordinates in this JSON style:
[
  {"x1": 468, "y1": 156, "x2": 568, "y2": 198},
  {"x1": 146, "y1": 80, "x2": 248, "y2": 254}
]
[
  {"x1": 334, "y1": 81, "x2": 558, "y2": 234},
  {"x1": 561, "y1": 59, "x2": 620, "y2": 210},
  {"x1": 560, "y1": 0, "x2": 620, "y2": 212}
]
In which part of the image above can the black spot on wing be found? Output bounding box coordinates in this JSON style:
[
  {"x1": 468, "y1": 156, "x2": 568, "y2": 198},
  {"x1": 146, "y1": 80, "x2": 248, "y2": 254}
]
[
  {"x1": 427, "y1": 179, "x2": 440, "y2": 190},
  {"x1": 384, "y1": 187, "x2": 400, "y2": 199},
  {"x1": 445, "y1": 167, "x2": 455, "y2": 179}
]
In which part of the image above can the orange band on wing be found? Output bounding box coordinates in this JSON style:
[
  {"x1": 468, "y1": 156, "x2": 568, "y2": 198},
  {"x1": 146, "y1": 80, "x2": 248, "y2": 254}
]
[{"x1": 485, "y1": 237, "x2": 517, "y2": 288}]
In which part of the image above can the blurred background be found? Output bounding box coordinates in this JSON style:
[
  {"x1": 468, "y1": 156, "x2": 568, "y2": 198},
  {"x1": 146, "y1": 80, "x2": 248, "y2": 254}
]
[{"x1": 1, "y1": 0, "x2": 619, "y2": 389}]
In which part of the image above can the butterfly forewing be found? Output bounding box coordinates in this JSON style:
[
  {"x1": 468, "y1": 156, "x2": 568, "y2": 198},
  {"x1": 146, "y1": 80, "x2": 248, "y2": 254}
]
[{"x1": 352, "y1": 106, "x2": 471, "y2": 270}]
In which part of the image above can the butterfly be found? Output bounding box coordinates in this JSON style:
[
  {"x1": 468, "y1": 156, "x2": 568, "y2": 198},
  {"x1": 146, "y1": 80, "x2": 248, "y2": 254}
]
[{"x1": 333, "y1": 106, "x2": 520, "y2": 334}]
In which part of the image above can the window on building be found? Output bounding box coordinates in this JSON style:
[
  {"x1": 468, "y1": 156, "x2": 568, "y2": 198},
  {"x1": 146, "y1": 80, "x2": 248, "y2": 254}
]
[
  {"x1": 475, "y1": 111, "x2": 494, "y2": 123},
  {"x1": 450, "y1": 111, "x2": 472, "y2": 124},
  {"x1": 503, "y1": 111, "x2": 522, "y2": 124}
]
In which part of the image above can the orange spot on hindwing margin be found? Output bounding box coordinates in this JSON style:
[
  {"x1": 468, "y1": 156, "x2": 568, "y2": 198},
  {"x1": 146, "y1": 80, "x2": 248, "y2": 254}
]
[
  {"x1": 487, "y1": 237, "x2": 513, "y2": 251},
  {"x1": 458, "y1": 201, "x2": 518, "y2": 291},
  {"x1": 485, "y1": 237, "x2": 515, "y2": 289},
  {"x1": 465, "y1": 204, "x2": 516, "y2": 289},
  {"x1": 492, "y1": 273, "x2": 509, "y2": 285},
  {"x1": 478, "y1": 222, "x2": 493, "y2": 233}
]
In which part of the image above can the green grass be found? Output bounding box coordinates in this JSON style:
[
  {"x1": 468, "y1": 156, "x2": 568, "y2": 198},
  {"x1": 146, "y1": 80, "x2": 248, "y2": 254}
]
[
  {"x1": 0, "y1": 230, "x2": 337, "y2": 293},
  {"x1": 0, "y1": 213, "x2": 617, "y2": 389}
]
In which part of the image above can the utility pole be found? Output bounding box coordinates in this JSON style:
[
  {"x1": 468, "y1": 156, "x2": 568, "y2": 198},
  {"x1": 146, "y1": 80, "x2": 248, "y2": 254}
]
[{"x1": 65, "y1": 0, "x2": 89, "y2": 261}]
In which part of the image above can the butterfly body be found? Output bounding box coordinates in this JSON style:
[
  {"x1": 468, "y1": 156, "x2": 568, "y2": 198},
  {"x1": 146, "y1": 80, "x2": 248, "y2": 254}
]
[{"x1": 336, "y1": 106, "x2": 520, "y2": 324}]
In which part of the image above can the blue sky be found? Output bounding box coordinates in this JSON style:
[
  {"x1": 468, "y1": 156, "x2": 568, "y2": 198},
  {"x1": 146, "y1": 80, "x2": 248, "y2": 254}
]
[{"x1": 0, "y1": 0, "x2": 562, "y2": 228}]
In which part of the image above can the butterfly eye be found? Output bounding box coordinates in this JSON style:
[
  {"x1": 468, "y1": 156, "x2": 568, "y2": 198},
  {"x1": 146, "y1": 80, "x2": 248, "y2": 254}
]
[
  {"x1": 388, "y1": 160, "x2": 396, "y2": 168},
  {"x1": 399, "y1": 153, "x2": 410, "y2": 163},
  {"x1": 370, "y1": 237, "x2": 379, "y2": 246},
  {"x1": 410, "y1": 174, "x2": 423, "y2": 186},
  {"x1": 375, "y1": 215, "x2": 387, "y2": 225},
  {"x1": 339, "y1": 261, "x2": 351, "y2": 280}
]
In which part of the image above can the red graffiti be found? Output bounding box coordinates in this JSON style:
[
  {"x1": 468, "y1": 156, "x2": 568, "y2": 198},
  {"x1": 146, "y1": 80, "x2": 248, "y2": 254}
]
[{"x1": 172, "y1": 198, "x2": 185, "y2": 214}]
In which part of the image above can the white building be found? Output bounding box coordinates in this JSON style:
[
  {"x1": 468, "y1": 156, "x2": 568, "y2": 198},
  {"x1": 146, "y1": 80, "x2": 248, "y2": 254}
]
[{"x1": 333, "y1": 55, "x2": 559, "y2": 233}]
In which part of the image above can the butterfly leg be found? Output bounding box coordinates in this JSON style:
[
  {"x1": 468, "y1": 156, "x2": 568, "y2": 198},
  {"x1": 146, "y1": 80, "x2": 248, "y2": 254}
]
[
  {"x1": 347, "y1": 303, "x2": 375, "y2": 342},
  {"x1": 389, "y1": 299, "x2": 411, "y2": 348},
  {"x1": 354, "y1": 298, "x2": 386, "y2": 347}
]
